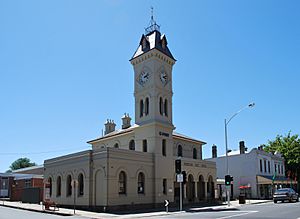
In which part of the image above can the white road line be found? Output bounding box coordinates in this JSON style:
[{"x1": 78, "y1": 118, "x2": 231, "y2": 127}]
[{"x1": 216, "y1": 211, "x2": 258, "y2": 219}]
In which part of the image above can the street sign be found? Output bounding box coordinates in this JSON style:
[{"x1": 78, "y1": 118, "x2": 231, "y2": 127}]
[
  {"x1": 177, "y1": 174, "x2": 183, "y2": 182},
  {"x1": 164, "y1": 199, "x2": 169, "y2": 207}
]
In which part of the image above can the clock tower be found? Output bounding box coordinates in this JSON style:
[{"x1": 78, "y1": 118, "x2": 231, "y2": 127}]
[
  {"x1": 130, "y1": 18, "x2": 176, "y2": 128},
  {"x1": 130, "y1": 14, "x2": 176, "y2": 204}
]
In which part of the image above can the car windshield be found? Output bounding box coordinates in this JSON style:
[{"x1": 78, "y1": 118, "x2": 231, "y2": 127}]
[{"x1": 276, "y1": 189, "x2": 290, "y2": 193}]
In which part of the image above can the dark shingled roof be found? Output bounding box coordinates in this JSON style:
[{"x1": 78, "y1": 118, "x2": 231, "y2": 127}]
[{"x1": 131, "y1": 30, "x2": 175, "y2": 61}]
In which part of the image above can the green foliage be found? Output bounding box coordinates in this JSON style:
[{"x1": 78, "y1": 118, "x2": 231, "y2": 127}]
[
  {"x1": 264, "y1": 132, "x2": 300, "y2": 168},
  {"x1": 9, "y1": 157, "x2": 37, "y2": 171},
  {"x1": 264, "y1": 132, "x2": 300, "y2": 192}
]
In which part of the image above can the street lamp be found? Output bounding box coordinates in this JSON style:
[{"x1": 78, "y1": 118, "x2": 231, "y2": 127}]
[{"x1": 224, "y1": 102, "x2": 255, "y2": 206}]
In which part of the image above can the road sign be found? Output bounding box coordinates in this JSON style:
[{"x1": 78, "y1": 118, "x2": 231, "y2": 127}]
[
  {"x1": 164, "y1": 199, "x2": 169, "y2": 207},
  {"x1": 177, "y1": 174, "x2": 183, "y2": 182}
]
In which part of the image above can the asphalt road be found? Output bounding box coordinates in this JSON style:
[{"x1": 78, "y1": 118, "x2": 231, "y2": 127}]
[
  {"x1": 0, "y1": 206, "x2": 85, "y2": 219},
  {"x1": 157, "y1": 201, "x2": 300, "y2": 219}
]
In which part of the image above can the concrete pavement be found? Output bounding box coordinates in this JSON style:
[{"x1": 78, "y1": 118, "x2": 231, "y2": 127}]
[{"x1": 0, "y1": 199, "x2": 272, "y2": 219}]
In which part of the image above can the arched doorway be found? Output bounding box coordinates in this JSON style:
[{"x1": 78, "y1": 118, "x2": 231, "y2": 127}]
[
  {"x1": 186, "y1": 174, "x2": 195, "y2": 202},
  {"x1": 197, "y1": 175, "x2": 205, "y2": 200},
  {"x1": 207, "y1": 175, "x2": 215, "y2": 200}
]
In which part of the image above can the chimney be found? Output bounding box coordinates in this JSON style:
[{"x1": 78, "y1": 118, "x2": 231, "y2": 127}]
[
  {"x1": 239, "y1": 141, "x2": 245, "y2": 154},
  {"x1": 212, "y1": 144, "x2": 217, "y2": 158},
  {"x1": 121, "y1": 113, "x2": 131, "y2": 129},
  {"x1": 104, "y1": 119, "x2": 116, "y2": 135}
]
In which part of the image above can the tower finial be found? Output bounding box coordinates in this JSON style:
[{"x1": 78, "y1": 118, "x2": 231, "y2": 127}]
[
  {"x1": 151, "y1": 6, "x2": 154, "y2": 21},
  {"x1": 145, "y1": 7, "x2": 160, "y2": 34}
]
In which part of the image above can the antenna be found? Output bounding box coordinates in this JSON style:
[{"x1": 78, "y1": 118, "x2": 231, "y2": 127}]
[{"x1": 145, "y1": 7, "x2": 160, "y2": 34}]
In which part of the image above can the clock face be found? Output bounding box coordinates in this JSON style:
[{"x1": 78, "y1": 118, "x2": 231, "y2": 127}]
[
  {"x1": 160, "y1": 71, "x2": 168, "y2": 85},
  {"x1": 138, "y1": 71, "x2": 150, "y2": 85}
]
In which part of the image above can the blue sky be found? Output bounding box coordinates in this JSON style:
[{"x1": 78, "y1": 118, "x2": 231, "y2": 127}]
[{"x1": 0, "y1": 0, "x2": 299, "y2": 172}]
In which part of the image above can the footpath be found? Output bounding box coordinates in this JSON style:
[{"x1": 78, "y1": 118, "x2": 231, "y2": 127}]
[{"x1": 0, "y1": 199, "x2": 271, "y2": 219}]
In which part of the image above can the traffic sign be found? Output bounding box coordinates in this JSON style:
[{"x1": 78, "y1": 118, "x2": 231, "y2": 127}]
[
  {"x1": 164, "y1": 199, "x2": 169, "y2": 207},
  {"x1": 177, "y1": 174, "x2": 183, "y2": 182}
]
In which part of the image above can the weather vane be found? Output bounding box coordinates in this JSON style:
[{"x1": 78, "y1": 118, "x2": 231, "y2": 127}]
[{"x1": 145, "y1": 6, "x2": 160, "y2": 34}]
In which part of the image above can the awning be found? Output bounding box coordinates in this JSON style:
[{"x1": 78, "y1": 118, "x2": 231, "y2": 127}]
[{"x1": 257, "y1": 175, "x2": 289, "y2": 185}]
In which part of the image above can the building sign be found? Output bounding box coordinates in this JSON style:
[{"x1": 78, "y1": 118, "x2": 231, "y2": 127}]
[{"x1": 159, "y1": 131, "x2": 169, "y2": 137}]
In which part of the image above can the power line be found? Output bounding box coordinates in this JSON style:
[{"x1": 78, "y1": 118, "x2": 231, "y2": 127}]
[{"x1": 0, "y1": 147, "x2": 90, "y2": 155}]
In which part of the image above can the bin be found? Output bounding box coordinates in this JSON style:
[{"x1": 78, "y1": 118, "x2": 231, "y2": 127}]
[{"x1": 239, "y1": 195, "x2": 245, "y2": 204}]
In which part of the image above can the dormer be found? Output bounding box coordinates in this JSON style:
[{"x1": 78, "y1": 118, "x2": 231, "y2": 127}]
[
  {"x1": 140, "y1": 35, "x2": 149, "y2": 51},
  {"x1": 161, "y1": 34, "x2": 167, "y2": 50}
]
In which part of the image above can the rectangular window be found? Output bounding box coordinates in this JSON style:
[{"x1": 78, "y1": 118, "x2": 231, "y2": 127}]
[
  {"x1": 162, "y1": 139, "x2": 166, "y2": 156},
  {"x1": 163, "y1": 179, "x2": 167, "y2": 195},
  {"x1": 268, "y1": 161, "x2": 270, "y2": 173},
  {"x1": 25, "y1": 179, "x2": 31, "y2": 188},
  {"x1": 264, "y1": 160, "x2": 267, "y2": 172},
  {"x1": 275, "y1": 164, "x2": 277, "y2": 173},
  {"x1": 278, "y1": 165, "x2": 281, "y2": 174},
  {"x1": 260, "y1": 159, "x2": 263, "y2": 172},
  {"x1": 281, "y1": 165, "x2": 283, "y2": 175},
  {"x1": 143, "y1": 139, "x2": 147, "y2": 152}
]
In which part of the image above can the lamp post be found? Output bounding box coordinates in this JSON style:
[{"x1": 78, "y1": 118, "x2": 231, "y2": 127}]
[
  {"x1": 71, "y1": 179, "x2": 78, "y2": 215},
  {"x1": 224, "y1": 102, "x2": 255, "y2": 206}
]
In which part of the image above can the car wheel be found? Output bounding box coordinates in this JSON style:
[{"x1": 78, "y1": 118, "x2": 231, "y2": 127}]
[
  {"x1": 297, "y1": 197, "x2": 299, "y2": 202},
  {"x1": 274, "y1": 200, "x2": 277, "y2": 203}
]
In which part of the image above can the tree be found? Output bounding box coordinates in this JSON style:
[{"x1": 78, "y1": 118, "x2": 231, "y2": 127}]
[
  {"x1": 9, "y1": 157, "x2": 37, "y2": 171},
  {"x1": 264, "y1": 132, "x2": 300, "y2": 192}
]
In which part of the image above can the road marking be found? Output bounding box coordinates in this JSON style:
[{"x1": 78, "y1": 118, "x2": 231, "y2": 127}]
[{"x1": 216, "y1": 211, "x2": 258, "y2": 219}]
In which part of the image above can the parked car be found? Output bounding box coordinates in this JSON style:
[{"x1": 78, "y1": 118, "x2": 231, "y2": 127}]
[{"x1": 273, "y1": 188, "x2": 299, "y2": 203}]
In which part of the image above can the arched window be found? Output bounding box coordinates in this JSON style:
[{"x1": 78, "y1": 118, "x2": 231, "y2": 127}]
[
  {"x1": 145, "y1": 97, "x2": 149, "y2": 115},
  {"x1": 193, "y1": 148, "x2": 197, "y2": 159},
  {"x1": 164, "y1": 99, "x2": 168, "y2": 117},
  {"x1": 56, "y1": 176, "x2": 61, "y2": 197},
  {"x1": 114, "y1": 143, "x2": 119, "y2": 148},
  {"x1": 137, "y1": 172, "x2": 145, "y2": 194},
  {"x1": 143, "y1": 139, "x2": 147, "y2": 152},
  {"x1": 162, "y1": 139, "x2": 166, "y2": 156},
  {"x1": 66, "y1": 175, "x2": 72, "y2": 196},
  {"x1": 159, "y1": 97, "x2": 163, "y2": 115},
  {"x1": 119, "y1": 171, "x2": 126, "y2": 194},
  {"x1": 48, "y1": 177, "x2": 52, "y2": 197},
  {"x1": 140, "y1": 100, "x2": 144, "y2": 117},
  {"x1": 129, "y1": 140, "x2": 135, "y2": 150},
  {"x1": 78, "y1": 173, "x2": 84, "y2": 196},
  {"x1": 177, "y1": 145, "x2": 183, "y2": 157}
]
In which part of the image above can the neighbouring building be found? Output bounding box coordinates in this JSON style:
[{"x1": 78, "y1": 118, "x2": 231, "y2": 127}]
[
  {"x1": 10, "y1": 174, "x2": 44, "y2": 203},
  {"x1": 44, "y1": 17, "x2": 216, "y2": 211},
  {"x1": 207, "y1": 141, "x2": 295, "y2": 199},
  {"x1": 0, "y1": 173, "x2": 14, "y2": 198},
  {"x1": 0, "y1": 173, "x2": 44, "y2": 203}
]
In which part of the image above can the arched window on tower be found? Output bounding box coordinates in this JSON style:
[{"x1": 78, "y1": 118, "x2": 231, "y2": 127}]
[
  {"x1": 162, "y1": 139, "x2": 166, "y2": 156},
  {"x1": 129, "y1": 140, "x2": 135, "y2": 150},
  {"x1": 177, "y1": 145, "x2": 183, "y2": 157},
  {"x1": 145, "y1": 97, "x2": 149, "y2": 116},
  {"x1": 164, "y1": 99, "x2": 168, "y2": 117},
  {"x1": 193, "y1": 148, "x2": 197, "y2": 159},
  {"x1": 159, "y1": 97, "x2": 163, "y2": 115},
  {"x1": 140, "y1": 100, "x2": 144, "y2": 117}
]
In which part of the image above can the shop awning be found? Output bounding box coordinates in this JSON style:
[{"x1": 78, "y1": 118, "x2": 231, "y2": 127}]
[{"x1": 257, "y1": 175, "x2": 289, "y2": 185}]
